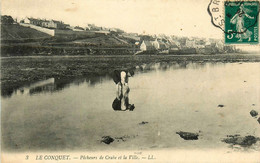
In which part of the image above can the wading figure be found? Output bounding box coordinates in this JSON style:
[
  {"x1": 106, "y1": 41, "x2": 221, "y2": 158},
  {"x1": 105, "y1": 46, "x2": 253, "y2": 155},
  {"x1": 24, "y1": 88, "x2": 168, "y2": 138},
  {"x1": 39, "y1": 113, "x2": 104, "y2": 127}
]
[
  {"x1": 112, "y1": 69, "x2": 134, "y2": 88},
  {"x1": 112, "y1": 69, "x2": 135, "y2": 111},
  {"x1": 230, "y1": 4, "x2": 255, "y2": 41}
]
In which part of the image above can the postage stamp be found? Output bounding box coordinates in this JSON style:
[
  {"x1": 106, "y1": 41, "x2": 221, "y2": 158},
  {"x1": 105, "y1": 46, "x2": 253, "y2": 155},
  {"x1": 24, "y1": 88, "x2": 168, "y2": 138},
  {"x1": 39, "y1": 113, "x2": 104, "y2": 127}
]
[{"x1": 225, "y1": 1, "x2": 259, "y2": 44}]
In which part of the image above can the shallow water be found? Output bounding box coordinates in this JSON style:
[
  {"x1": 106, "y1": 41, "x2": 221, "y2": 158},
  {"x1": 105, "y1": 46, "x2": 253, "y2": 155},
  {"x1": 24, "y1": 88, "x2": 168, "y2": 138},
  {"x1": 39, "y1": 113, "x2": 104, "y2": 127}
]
[{"x1": 2, "y1": 62, "x2": 260, "y2": 151}]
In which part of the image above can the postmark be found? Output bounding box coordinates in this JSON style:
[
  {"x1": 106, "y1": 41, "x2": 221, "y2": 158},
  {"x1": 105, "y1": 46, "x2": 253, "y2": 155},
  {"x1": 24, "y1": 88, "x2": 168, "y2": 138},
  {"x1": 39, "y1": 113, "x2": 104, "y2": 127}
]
[
  {"x1": 208, "y1": 0, "x2": 259, "y2": 44},
  {"x1": 208, "y1": 0, "x2": 225, "y2": 32}
]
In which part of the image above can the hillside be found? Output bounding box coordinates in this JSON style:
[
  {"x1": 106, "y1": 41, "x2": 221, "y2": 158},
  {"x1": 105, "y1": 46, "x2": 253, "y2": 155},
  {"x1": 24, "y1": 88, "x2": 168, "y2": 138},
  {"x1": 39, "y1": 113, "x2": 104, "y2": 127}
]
[
  {"x1": 1, "y1": 24, "x2": 51, "y2": 41},
  {"x1": 1, "y1": 24, "x2": 137, "y2": 56},
  {"x1": 1, "y1": 24, "x2": 134, "y2": 47},
  {"x1": 63, "y1": 35, "x2": 134, "y2": 48}
]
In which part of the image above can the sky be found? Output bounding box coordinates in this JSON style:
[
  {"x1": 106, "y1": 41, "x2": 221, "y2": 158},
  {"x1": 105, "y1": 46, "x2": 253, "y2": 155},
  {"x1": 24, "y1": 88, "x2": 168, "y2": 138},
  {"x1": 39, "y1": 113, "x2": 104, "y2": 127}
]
[
  {"x1": 1, "y1": 0, "x2": 260, "y2": 52},
  {"x1": 1, "y1": 0, "x2": 223, "y2": 38}
]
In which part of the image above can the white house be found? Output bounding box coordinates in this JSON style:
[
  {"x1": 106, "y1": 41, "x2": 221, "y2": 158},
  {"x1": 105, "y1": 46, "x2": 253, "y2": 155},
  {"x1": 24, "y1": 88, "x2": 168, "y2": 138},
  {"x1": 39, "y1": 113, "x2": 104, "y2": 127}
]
[
  {"x1": 216, "y1": 40, "x2": 224, "y2": 51},
  {"x1": 140, "y1": 40, "x2": 156, "y2": 51},
  {"x1": 23, "y1": 17, "x2": 30, "y2": 24},
  {"x1": 23, "y1": 18, "x2": 42, "y2": 26}
]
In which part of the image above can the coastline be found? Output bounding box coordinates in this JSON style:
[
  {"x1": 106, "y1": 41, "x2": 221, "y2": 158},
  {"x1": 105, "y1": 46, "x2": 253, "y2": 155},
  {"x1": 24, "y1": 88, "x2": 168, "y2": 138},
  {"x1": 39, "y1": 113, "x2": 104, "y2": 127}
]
[{"x1": 1, "y1": 54, "x2": 260, "y2": 97}]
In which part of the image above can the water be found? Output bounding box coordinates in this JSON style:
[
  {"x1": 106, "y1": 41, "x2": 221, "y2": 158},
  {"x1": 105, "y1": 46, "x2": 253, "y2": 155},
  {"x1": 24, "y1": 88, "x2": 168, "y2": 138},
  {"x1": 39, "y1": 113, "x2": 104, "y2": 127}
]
[{"x1": 2, "y1": 62, "x2": 260, "y2": 151}]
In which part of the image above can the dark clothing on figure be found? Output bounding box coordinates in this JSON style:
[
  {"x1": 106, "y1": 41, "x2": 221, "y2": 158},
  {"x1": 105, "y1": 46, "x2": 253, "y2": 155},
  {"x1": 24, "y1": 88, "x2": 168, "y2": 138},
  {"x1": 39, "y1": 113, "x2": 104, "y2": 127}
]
[
  {"x1": 112, "y1": 97, "x2": 129, "y2": 111},
  {"x1": 112, "y1": 98, "x2": 121, "y2": 111},
  {"x1": 112, "y1": 70, "x2": 129, "y2": 84},
  {"x1": 111, "y1": 69, "x2": 135, "y2": 111}
]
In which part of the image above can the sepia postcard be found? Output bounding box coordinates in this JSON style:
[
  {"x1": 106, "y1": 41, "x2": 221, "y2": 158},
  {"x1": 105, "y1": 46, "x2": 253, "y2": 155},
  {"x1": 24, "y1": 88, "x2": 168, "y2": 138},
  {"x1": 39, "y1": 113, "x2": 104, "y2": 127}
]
[{"x1": 1, "y1": 0, "x2": 260, "y2": 162}]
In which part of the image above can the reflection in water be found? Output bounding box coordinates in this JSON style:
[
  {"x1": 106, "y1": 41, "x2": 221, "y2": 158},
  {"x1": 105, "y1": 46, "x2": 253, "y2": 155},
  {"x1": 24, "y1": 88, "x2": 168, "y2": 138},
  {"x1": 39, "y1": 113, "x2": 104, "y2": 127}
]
[
  {"x1": 16, "y1": 78, "x2": 55, "y2": 95},
  {"x1": 11, "y1": 76, "x2": 109, "y2": 97},
  {"x1": 111, "y1": 69, "x2": 135, "y2": 111},
  {"x1": 135, "y1": 61, "x2": 207, "y2": 73},
  {"x1": 2, "y1": 62, "x2": 260, "y2": 151},
  {"x1": 112, "y1": 84, "x2": 135, "y2": 111},
  {"x1": 3, "y1": 61, "x2": 218, "y2": 98}
]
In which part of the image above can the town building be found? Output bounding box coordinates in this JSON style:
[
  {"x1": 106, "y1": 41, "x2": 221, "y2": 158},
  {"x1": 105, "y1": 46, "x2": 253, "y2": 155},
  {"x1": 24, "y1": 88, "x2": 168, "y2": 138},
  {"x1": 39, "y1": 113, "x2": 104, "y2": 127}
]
[
  {"x1": 140, "y1": 40, "x2": 156, "y2": 51},
  {"x1": 152, "y1": 39, "x2": 167, "y2": 50},
  {"x1": 72, "y1": 26, "x2": 85, "y2": 31},
  {"x1": 43, "y1": 20, "x2": 68, "y2": 29},
  {"x1": 21, "y1": 17, "x2": 69, "y2": 29},
  {"x1": 23, "y1": 18, "x2": 42, "y2": 26}
]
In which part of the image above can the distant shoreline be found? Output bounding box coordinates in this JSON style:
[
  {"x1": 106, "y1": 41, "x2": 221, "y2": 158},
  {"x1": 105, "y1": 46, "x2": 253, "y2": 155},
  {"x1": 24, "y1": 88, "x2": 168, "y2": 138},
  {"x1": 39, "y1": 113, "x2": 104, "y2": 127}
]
[
  {"x1": 1, "y1": 53, "x2": 259, "y2": 59},
  {"x1": 1, "y1": 54, "x2": 260, "y2": 97},
  {"x1": 0, "y1": 44, "x2": 243, "y2": 57}
]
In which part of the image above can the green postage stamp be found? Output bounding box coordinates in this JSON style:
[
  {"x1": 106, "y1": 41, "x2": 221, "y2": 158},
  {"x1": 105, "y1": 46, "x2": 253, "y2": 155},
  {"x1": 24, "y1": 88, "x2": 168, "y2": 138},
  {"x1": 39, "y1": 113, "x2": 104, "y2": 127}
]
[{"x1": 225, "y1": 1, "x2": 259, "y2": 44}]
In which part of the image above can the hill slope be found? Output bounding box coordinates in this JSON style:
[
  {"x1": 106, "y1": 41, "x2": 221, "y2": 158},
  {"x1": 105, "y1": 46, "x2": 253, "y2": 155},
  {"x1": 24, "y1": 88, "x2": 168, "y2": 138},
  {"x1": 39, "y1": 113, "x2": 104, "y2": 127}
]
[
  {"x1": 69, "y1": 35, "x2": 133, "y2": 47},
  {"x1": 1, "y1": 24, "x2": 51, "y2": 41}
]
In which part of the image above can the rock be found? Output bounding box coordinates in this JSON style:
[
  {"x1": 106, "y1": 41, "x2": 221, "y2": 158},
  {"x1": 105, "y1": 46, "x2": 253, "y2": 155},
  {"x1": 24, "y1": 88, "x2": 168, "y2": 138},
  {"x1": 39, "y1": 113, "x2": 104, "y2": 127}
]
[
  {"x1": 240, "y1": 136, "x2": 258, "y2": 146},
  {"x1": 257, "y1": 117, "x2": 260, "y2": 124},
  {"x1": 222, "y1": 135, "x2": 259, "y2": 147},
  {"x1": 139, "y1": 121, "x2": 148, "y2": 125},
  {"x1": 101, "y1": 136, "x2": 114, "y2": 144},
  {"x1": 218, "y1": 104, "x2": 225, "y2": 108},
  {"x1": 250, "y1": 110, "x2": 258, "y2": 117},
  {"x1": 176, "y1": 131, "x2": 199, "y2": 140}
]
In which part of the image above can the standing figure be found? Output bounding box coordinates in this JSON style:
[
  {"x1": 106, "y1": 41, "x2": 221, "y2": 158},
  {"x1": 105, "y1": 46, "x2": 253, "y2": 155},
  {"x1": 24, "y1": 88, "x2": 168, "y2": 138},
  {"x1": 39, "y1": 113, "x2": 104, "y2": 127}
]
[
  {"x1": 112, "y1": 69, "x2": 135, "y2": 111},
  {"x1": 112, "y1": 69, "x2": 134, "y2": 87},
  {"x1": 230, "y1": 4, "x2": 254, "y2": 41}
]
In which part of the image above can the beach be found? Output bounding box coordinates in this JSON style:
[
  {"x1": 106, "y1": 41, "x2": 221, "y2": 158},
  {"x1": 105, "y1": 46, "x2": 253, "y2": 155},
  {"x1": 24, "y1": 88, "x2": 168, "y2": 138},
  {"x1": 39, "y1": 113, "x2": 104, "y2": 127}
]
[{"x1": 1, "y1": 54, "x2": 260, "y2": 153}]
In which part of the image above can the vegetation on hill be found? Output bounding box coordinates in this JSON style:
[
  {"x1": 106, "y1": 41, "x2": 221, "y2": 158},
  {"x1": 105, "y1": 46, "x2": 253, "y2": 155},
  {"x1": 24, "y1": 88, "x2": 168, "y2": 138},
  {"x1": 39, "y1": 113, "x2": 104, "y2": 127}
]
[
  {"x1": 1, "y1": 24, "x2": 51, "y2": 42},
  {"x1": 1, "y1": 15, "x2": 14, "y2": 24},
  {"x1": 1, "y1": 15, "x2": 239, "y2": 56}
]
